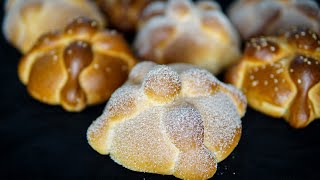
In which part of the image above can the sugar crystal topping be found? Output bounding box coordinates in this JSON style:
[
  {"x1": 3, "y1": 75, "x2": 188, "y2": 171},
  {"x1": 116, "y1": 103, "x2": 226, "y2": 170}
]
[
  {"x1": 190, "y1": 94, "x2": 241, "y2": 156},
  {"x1": 128, "y1": 61, "x2": 156, "y2": 84},
  {"x1": 110, "y1": 107, "x2": 178, "y2": 172},
  {"x1": 106, "y1": 85, "x2": 140, "y2": 119},
  {"x1": 143, "y1": 65, "x2": 182, "y2": 102},
  {"x1": 181, "y1": 68, "x2": 219, "y2": 96},
  {"x1": 87, "y1": 62, "x2": 245, "y2": 178},
  {"x1": 163, "y1": 103, "x2": 204, "y2": 151},
  {"x1": 134, "y1": 0, "x2": 239, "y2": 71}
]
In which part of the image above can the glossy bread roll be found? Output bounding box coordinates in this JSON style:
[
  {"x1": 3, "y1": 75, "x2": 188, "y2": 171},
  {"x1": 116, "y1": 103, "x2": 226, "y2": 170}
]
[
  {"x1": 87, "y1": 62, "x2": 246, "y2": 179},
  {"x1": 18, "y1": 17, "x2": 136, "y2": 112},
  {"x1": 134, "y1": 0, "x2": 240, "y2": 74},
  {"x1": 95, "y1": 0, "x2": 159, "y2": 33},
  {"x1": 3, "y1": 0, "x2": 106, "y2": 53},
  {"x1": 226, "y1": 28, "x2": 320, "y2": 128},
  {"x1": 228, "y1": 0, "x2": 320, "y2": 40}
]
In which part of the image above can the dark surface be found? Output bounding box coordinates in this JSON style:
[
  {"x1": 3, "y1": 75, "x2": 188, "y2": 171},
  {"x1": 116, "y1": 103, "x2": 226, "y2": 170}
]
[{"x1": 1, "y1": 0, "x2": 320, "y2": 179}]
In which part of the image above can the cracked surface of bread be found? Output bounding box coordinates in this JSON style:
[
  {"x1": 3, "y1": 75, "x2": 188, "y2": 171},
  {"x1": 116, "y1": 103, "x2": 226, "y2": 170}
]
[
  {"x1": 3, "y1": 0, "x2": 106, "y2": 53},
  {"x1": 226, "y1": 27, "x2": 320, "y2": 128},
  {"x1": 134, "y1": 0, "x2": 240, "y2": 74},
  {"x1": 87, "y1": 62, "x2": 246, "y2": 179},
  {"x1": 18, "y1": 17, "x2": 137, "y2": 112},
  {"x1": 228, "y1": 0, "x2": 320, "y2": 40}
]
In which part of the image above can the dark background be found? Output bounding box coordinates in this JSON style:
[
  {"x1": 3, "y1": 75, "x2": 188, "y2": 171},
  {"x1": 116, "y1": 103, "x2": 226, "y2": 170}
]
[{"x1": 1, "y1": 0, "x2": 320, "y2": 179}]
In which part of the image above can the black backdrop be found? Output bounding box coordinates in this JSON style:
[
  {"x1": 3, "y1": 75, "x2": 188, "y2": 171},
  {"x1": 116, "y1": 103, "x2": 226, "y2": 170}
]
[{"x1": 1, "y1": 0, "x2": 320, "y2": 179}]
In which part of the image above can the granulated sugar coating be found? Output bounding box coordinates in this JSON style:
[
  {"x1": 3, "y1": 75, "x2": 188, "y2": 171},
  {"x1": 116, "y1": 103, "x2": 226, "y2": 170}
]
[
  {"x1": 163, "y1": 103, "x2": 204, "y2": 151},
  {"x1": 87, "y1": 62, "x2": 247, "y2": 179},
  {"x1": 106, "y1": 85, "x2": 140, "y2": 119},
  {"x1": 111, "y1": 107, "x2": 178, "y2": 174},
  {"x1": 128, "y1": 61, "x2": 156, "y2": 84},
  {"x1": 134, "y1": 0, "x2": 240, "y2": 74},
  {"x1": 189, "y1": 94, "x2": 242, "y2": 162},
  {"x1": 143, "y1": 65, "x2": 182, "y2": 102},
  {"x1": 181, "y1": 68, "x2": 219, "y2": 97}
]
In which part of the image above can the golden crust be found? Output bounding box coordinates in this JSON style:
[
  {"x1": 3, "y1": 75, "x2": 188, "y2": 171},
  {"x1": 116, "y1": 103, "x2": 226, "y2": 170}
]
[
  {"x1": 309, "y1": 83, "x2": 320, "y2": 117},
  {"x1": 134, "y1": 0, "x2": 240, "y2": 74},
  {"x1": 3, "y1": 0, "x2": 106, "y2": 53},
  {"x1": 26, "y1": 49, "x2": 67, "y2": 105},
  {"x1": 213, "y1": 128, "x2": 241, "y2": 162},
  {"x1": 79, "y1": 54, "x2": 130, "y2": 105},
  {"x1": 18, "y1": 17, "x2": 137, "y2": 112},
  {"x1": 95, "y1": 0, "x2": 159, "y2": 33},
  {"x1": 173, "y1": 148, "x2": 217, "y2": 180},
  {"x1": 87, "y1": 62, "x2": 246, "y2": 179},
  {"x1": 226, "y1": 27, "x2": 320, "y2": 128},
  {"x1": 228, "y1": 0, "x2": 320, "y2": 39}
]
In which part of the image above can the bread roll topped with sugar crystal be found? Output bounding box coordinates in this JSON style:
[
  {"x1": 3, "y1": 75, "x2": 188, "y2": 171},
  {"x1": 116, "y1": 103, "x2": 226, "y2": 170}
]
[
  {"x1": 87, "y1": 62, "x2": 246, "y2": 179},
  {"x1": 134, "y1": 0, "x2": 240, "y2": 74},
  {"x1": 226, "y1": 27, "x2": 320, "y2": 128}
]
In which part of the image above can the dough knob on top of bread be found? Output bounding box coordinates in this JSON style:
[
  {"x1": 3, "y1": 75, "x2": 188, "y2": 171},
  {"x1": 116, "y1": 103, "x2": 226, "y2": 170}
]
[
  {"x1": 87, "y1": 62, "x2": 246, "y2": 179},
  {"x1": 18, "y1": 17, "x2": 136, "y2": 112},
  {"x1": 226, "y1": 27, "x2": 320, "y2": 128},
  {"x1": 228, "y1": 0, "x2": 320, "y2": 40},
  {"x1": 134, "y1": 0, "x2": 240, "y2": 74},
  {"x1": 2, "y1": 0, "x2": 106, "y2": 53}
]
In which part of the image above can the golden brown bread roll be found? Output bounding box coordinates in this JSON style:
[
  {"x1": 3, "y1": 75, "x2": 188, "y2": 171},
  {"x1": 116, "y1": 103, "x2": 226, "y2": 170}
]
[
  {"x1": 228, "y1": 0, "x2": 320, "y2": 40},
  {"x1": 134, "y1": 0, "x2": 241, "y2": 74},
  {"x1": 226, "y1": 27, "x2": 320, "y2": 128},
  {"x1": 87, "y1": 62, "x2": 246, "y2": 179},
  {"x1": 2, "y1": 0, "x2": 106, "y2": 53},
  {"x1": 18, "y1": 17, "x2": 136, "y2": 112},
  {"x1": 95, "y1": 0, "x2": 160, "y2": 33}
]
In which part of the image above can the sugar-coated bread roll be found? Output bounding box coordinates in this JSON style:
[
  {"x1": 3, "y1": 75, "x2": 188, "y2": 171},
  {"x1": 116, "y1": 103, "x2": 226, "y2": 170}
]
[
  {"x1": 3, "y1": 0, "x2": 106, "y2": 53},
  {"x1": 226, "y1": 27, "x2": 320, "y2": 128},
  {"x1": 95, "y1": 0, "x2": 160, "y2": 33},
  {"x1": 87, "y1": 62, "x2": 246, "y2": 179},
  {"x1": 18, "y1": 17, "x2": 136, "y2": 112},
  {"x1": 134, "y1": 0, "x2": 240, "y2": 74},
  {"x1": 228, "y1": 0, "x2": 320, "y2": 40}
]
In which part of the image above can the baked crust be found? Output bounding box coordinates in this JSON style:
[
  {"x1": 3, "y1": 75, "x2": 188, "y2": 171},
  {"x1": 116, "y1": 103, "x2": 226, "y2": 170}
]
[
  {"x1": 228, "y1": 0, "x2": 320, "y2": 39},
  {"x1": 134, "y1": 0, "x2": 240, "y2": 74},
  {"x1": 95, "y1": 0, "x2": 159, "y2": 33},
  {"x1": 18, "y1": 17, "x2": 136, "y2": 112},
  {"x1": 87, "y1": 62, "x2": 246, "y2": 179},
  {"x1": 226, "y1": 27, "x2": 320, "y2": 128},
  {"x1": 3, "y1": 0, "x2": 106, "y2": 53}
]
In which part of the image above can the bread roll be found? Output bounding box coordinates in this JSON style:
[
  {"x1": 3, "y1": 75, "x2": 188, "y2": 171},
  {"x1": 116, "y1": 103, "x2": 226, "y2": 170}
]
[
  {"x1": 228, "y1": 0, "x2": 320, "y2": 40},
  {"x1": 226, "y1": 27, "x2": 320, "y2": 128},
  {"x1": 134, "y1": 0, "x2": 240, "y2": 74},
  {"x1": 87, "y1": 62, "x2": 246, "y2": 179},
  {"x1": 18, "y1": 17, "x2": 136, "y2": 112},
  {"x1": 95, "y1": 0, "x2": 159, "y2": 33},
  {"x1": 3, "y1": 0, "x2": 106, "y2": 53}
]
